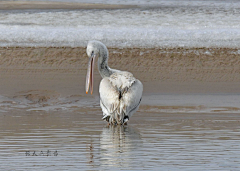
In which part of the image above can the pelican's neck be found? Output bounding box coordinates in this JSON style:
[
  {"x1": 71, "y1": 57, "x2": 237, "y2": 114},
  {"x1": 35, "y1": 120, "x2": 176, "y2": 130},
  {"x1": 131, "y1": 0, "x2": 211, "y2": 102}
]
[{"x1": 97, "y1": 45, "x2": 113, "y2": 78}]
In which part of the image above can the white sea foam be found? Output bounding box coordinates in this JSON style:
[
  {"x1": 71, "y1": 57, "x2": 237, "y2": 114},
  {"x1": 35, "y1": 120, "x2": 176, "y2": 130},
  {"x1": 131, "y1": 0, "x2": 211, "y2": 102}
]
[{"x1": 0, "y1": 0, "x2": 240, "y2": 48}]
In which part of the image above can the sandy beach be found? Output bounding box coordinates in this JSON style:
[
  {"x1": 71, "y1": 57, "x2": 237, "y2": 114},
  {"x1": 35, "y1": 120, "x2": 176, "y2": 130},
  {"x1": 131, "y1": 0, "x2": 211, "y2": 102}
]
[
  {"x1": 1, "y1": 46, "x2": 240, "y2": 114},
  {"x1": 1, "y1": 47, "x2": 240, "y2": 97},
  {"x1": 0, "y1": 1, "x2": 137, "y2": 10}
]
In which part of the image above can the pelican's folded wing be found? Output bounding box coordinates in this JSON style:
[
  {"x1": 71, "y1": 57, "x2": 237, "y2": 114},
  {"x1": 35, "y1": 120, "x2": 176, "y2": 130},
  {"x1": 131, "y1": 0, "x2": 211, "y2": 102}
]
[
  {"x1": 99, "y1": 77, "x2": 120, "y2": 116},
  {"x1": 122, "y1": 79, "x2": 143, "y2": 118}
]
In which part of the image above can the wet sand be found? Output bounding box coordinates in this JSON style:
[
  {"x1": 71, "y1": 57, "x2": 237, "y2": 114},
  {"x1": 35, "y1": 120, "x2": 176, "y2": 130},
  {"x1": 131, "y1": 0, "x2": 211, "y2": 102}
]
[
  {"x1": 1, "y1": 47, "x2": 240, "y2": 96},
  {"x1": 1, "y1": 47, "x2": 240, "y2": 112},
  {"x1": 0, "y1": 1, "x2": 137, "y2": 10}
]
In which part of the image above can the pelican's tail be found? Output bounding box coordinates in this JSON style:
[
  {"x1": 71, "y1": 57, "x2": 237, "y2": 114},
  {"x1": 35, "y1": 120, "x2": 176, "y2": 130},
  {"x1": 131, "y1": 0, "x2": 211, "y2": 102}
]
[
  {"x1": 100, "y1": 78, "x2": 131, "y2": 125},
  {"x1": 114, "y1": 100, "x2": 128, "y2": 125}
]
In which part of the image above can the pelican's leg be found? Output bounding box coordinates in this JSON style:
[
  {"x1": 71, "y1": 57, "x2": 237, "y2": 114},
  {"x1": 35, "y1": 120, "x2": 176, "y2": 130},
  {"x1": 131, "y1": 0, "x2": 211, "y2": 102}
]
[{"x1": 108, "y1": 116, "x2": 114, "y2": 125}]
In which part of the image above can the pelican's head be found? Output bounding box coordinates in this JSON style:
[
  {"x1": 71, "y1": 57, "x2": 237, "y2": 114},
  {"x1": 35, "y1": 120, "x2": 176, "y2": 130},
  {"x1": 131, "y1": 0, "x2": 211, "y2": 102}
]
[
  {"x1": 86, "y1": 40, "x2": 109, "y2": 94},
  {"x1": 85, "y1": 41, "x2": 96, "y2": 95},
  {"x1": 86, "y1": 41, "x2": 101, "y2": 58},
  {"x1": 86, "y1": 40, "x2": 107, "y2": 94}
]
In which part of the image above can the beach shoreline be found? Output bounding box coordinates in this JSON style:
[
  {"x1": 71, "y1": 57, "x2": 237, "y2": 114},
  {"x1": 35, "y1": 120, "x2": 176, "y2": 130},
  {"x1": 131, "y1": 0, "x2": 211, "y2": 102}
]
[
  {"x1": 0, "y1": 1, "x2": 137, "y2": 10},
  {"x1": 1, "y1": 47, "x2": 240, "y2": 98}
]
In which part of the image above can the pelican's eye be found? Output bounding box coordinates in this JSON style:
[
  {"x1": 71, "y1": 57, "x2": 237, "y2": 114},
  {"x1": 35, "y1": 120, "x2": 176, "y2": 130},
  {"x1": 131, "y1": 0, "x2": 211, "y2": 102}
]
[{"x1": 91, "y1": 51, "x2": 94, "y2": 56}]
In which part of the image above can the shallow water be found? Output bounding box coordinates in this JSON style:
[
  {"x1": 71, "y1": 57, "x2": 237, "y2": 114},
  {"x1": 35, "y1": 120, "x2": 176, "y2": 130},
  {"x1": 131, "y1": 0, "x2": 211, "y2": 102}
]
[
  {"x1": 2, "y1": 93, "x2": 240, "y2": 113},
  {"x1": 1, "y1": 105, "x2": 240, "y2": 170}
]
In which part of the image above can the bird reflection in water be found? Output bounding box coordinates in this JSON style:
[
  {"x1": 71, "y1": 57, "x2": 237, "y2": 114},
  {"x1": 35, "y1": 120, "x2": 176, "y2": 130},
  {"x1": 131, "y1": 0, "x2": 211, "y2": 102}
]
[
  {"x1": 99, "y1": 125, "x2": 142, "y2": 167},
  {"x1": 87, "y1": 139, "x2": 94, "y2": 164}
]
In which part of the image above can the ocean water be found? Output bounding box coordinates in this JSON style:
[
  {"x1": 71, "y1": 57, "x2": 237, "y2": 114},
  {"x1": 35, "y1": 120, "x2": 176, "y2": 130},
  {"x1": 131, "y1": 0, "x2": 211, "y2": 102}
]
[{"x1": 0, "y1": 0, "x2": 240, "y2": 48}]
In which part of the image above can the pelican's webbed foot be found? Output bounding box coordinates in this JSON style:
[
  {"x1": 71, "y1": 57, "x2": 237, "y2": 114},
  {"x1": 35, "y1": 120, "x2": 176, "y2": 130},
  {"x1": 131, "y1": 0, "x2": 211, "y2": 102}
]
[{"x1": 102, "y1": 115, "x2": 110, "y2": 122}]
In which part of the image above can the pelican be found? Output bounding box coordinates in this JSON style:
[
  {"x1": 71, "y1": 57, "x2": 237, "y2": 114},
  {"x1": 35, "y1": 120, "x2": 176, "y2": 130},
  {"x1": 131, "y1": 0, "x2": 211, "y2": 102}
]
[{"x1": 85, "y1": 40, "x2": 143, "y2": 125}]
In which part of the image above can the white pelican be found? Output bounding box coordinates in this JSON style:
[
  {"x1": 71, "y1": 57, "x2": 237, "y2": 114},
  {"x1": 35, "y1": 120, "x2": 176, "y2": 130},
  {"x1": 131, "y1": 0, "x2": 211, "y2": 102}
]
[{"x1": 85, "y1": 40, "x2": 143, "y2": 125}]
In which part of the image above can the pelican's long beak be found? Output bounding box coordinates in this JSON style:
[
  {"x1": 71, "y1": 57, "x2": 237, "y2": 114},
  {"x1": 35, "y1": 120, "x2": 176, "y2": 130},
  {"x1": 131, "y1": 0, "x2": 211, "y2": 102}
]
[{"x1": 86, "y1": 54, "x2": 95, "y2": 95}]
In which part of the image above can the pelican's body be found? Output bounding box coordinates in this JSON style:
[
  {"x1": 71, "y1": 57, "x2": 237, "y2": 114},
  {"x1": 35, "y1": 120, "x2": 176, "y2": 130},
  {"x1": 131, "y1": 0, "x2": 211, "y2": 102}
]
[{"x1": 86, "y1": 40, "x2": 143, "y2": 125}]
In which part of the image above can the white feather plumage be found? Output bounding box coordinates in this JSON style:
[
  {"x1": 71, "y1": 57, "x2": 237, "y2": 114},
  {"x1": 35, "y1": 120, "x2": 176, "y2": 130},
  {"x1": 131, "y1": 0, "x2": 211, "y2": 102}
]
[{"x1": 86, "y1": 40, "x2": 143, "y2": 125}]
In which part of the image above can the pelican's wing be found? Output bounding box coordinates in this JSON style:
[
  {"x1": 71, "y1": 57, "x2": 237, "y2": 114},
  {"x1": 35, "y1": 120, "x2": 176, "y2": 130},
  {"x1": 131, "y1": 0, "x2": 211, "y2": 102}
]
[
  {"x1": 122, "y1": 79, "x2": 143, "y2": 118},
  {"x1": 99, "y1": 77, "x2": 120, "y2": 118}
]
